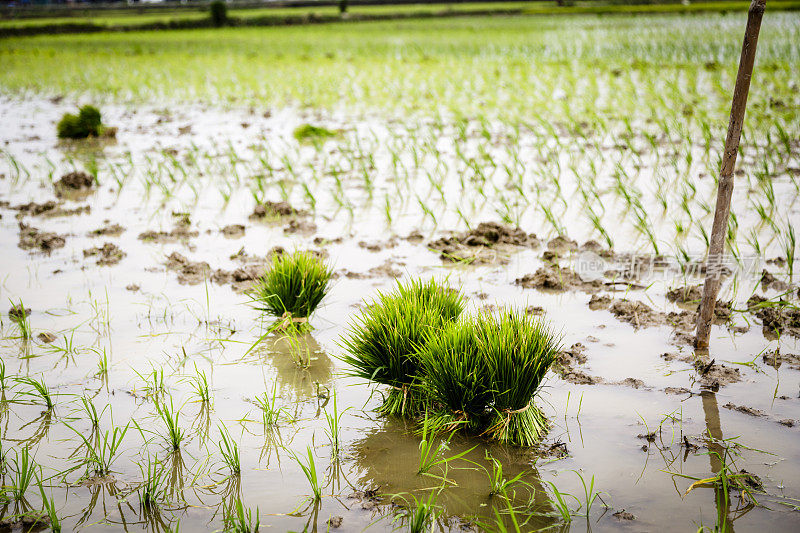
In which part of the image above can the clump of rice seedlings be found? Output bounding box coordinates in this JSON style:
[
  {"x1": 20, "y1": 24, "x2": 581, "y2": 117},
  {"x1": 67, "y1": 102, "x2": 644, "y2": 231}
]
[
  {"x1": 339, "y1": 278, "x2": 466, "y2": 417},
  {"x1": 250, "y1": 251, "x2": 332, "y2": 331},
  {"x1": 15, "y1": 376, "x2": 55, "y2": 410},
  {"x1": 480, "y1": 311, "x2": 560, "y2": 447},
  {"x1": 56, "y1": 105, "x2": 106, "y2": 139},
  {"x1": 218, "y1": 426, "x2": 241, "y2": 475},
  {"x1": 293, "y1": 124, "x2": 337, "y2": 143},
  {"x1": 156, "y1": 396, "x2": 185, "y2": 450}
]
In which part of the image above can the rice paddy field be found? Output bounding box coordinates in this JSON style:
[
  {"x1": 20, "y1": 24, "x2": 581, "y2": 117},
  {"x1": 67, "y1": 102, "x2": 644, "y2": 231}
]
[{"x1": 0, "y1": 9, "x2": 799, "y2": 533}]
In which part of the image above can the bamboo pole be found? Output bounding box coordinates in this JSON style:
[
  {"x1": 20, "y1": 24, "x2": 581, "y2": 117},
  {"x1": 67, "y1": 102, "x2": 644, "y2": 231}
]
[{"x1": 695, "y1": 0, "x2": 766, "y2": 351}]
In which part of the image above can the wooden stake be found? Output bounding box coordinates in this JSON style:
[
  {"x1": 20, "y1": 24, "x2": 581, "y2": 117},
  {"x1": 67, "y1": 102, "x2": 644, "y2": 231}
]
[{"x1": 695, "y1": 0, "x2": 766, "y2": 350}]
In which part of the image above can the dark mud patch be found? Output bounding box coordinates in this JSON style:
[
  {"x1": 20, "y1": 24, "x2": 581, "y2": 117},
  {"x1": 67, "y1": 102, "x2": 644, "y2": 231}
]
[
  {"x1": 428, "y1": 222, "x2": 539, "y2": 265},
  {"x1": 249, "y1": 201, "x2": 309, "y2": 220},
  {"x1": 55, "y1": 170, "x2": 95, "y2": 198},
  {"x1": 515, "y1": 265, "x2": 602, "y2": 293},
  {"x1": 13, "y1": 200, "x2": 90, "y2": 219},
  {"x1": 284, "y1": 219, "x2": 317, "y2": 235},
  {"x1": 8, "y1": 303, "x2": 30, "y2": 320},
  {"x1": 540, "y1": 440, "x2": 569, "y2": 459},
  {"x1": 358, "y1": 238, "x2": 398, "y2": 252},
  {"x1": 760, "y1": 269, "x2": 792, "y2": 292},
  {"x1": 554, "y1": 342, "x2": 604, "y2": 385},
  {"x1": 664, "y1": 386, "x2": 690, "y2": 395},
  {"x1": 747, "y1": 295, "x2": 800, "y2": 338},
  {"x1": 546, "y1": 235, "x2": 578, "y2": 255},
  {"x1": 89, "y1": 222, "x2": 125, "y2": 237},
  {"x1": 165, "y1": 252, "x2": 212, "y2": 285},
  {"x1": 613, "y1": 510, "x2": 636, "y2": 521},
  {"x1": 762, "y1": 349, "x2": 800, "y2": 370},
  {"x1": 336, "y1": 259, "x2": 405, "y2": 280},
  {"x1": 723, "y1": 402, "x2": 766, "y2": 418},
  {"x1": 666, "y1": 284, "x2": 702, "y2": 305},
  {"x1": 694, "y1": 359, "x2": 741, "y2": 388},
  {"x1": 83, "y1": 242, "x2": 126, "y2": 266},
  {"x1": 608, "y1": 299, "x2": 662, "y2": 329},
  {"x1": 139, "y1": 225, "x2": 199, "y2": 244},
  {"x1": 17, "y1": 222, "x2": 66, "y2": 252},
  {"x1": 588, "y1": 294, "x2": 612, "y2": 310},
  {"x1": 221, "y1": 224, "x2": 245, "y2": 238}
]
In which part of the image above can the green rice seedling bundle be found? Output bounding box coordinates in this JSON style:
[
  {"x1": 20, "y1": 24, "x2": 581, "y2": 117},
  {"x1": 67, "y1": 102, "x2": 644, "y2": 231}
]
[
  {"x1": 410, "y1": 308, "x2": 560, "y2": 446},
  {"x1": 340, "y1": 278, "x2": 466, "y2": 417},
  {"x1": 250, "y1": 251, "x2": 332, "y2": 331},
  {"x1": 57, "y1": 105, "x2": 107, "y2": 139},
  {"x1": 479, "y1": 310, "x2": 559, "y2": 446}
]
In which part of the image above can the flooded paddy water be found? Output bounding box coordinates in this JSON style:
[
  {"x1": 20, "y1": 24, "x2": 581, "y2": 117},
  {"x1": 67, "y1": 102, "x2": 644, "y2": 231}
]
[{"x1": 1, "y1": 12, "x2": 799, "y2": 533}]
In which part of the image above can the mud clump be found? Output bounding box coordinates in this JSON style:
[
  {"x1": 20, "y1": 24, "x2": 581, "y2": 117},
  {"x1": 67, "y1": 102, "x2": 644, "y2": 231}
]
[
  {"x1": 428, "y1": 222, "x2": 539, "y2": 265},
  {"x1": 546, "y1": 235, "x2": 578, "y2": 255},
  {"x1": 609, "y1": 299, "x2": 660, "y2": 329},
  {"x1": 165, "y1": 252, "x2": 211, "y2": 285},
  {"x1": 664, "y1": 386, "x2": 690, "y2": 395},
  {"x1": 89, "y1": 223, "x2": 125, "y2": 237},
  {"x1": 221, "y1": 224, "x2": 245, "y2": 238},
  {"x1": 249, "y1": 201, "x2": 308, "y2": 220},
  {"x1": 762, "y1": 350, "x2": 800, "y2": 370},
  {"x1": 613, "y1": 510, "x2": 636, "y2": 521},
  {"x1": 13, "y1": 200, "x2": 90, "y2": 219},
  {"x1": 694, "y1": 359, "x2": 741, "y2": 388},
  {"x1": 139, "y1": 226, "x2": 199, "y2": 244},
  {"x1": 554, "y1": 342, "x2": 603, "y2": 384},
  {"x1": 84, "y1": 242, "x2": 126, "y2": 266},
  {"x1": 8, "y1": 303, "x2": 31, "y2": 320},
  {"x1": 666, "y1": 284, "x2": 703, "y2": 305},
  {"x1": 18, "y1": 223, "x2": 66, "y2": 251},
  {"x1": 761, "y1": 269, "x2": 791, "y2": 292},
  {"x1": 55, "y1": 171, "x2": 94, "y2": 195},
  {"x1": 723, "y1": 402, "x2": 765, "y2": 418},
  {"x1": 284, "y1": 219, "x2": 317, "y2": 235},
  {"x1": 515, "y1": 266, "x2": 602, "y2": 293},
  {"x1": 588, "y1": 294, "x2": 612, "y2": 310},
  {"x1": 747, "y1": 295, "x2": 800, "y2": 338}
]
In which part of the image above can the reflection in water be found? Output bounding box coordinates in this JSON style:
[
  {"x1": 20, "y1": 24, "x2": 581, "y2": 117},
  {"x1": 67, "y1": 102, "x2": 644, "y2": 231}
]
[
  {"x1": 256, "y1": 333, "x2": 334, "y2": 402},
  {"x1": 349, "y1": 418, "x2": 559, "y2": 531}
]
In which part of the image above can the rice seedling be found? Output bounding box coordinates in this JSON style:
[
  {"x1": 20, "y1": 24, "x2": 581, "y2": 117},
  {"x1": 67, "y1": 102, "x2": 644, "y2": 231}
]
[
  {"x1": 139, "y1": 454, "x2": 169, "y2": 509},
  {"x1": 0, "y1": 358, "x2": 7, "y2": 391},
  {"x1": 783, "y1": 223, "x2": 796, "y2": 280},
  {"x1": 223, "y1": 496, "x2": 260, "y2": 533},
  {"x1": 8, "y1": 447, "x2": 36, "y2": 501},
  {"x1": 339, "y1": 277, "x2": 466, "y2": 417},
  {"x1": 134, "y1": 364, "x2": 167, "y2": 399},
  {"x1": 14, "y1": 376, "x2": 56, "y2": 410},
  {"x1": 156, "y1": 396, "x2": 185, "y2": 450},
  {"x1": 79, "y1": 396, "x2": 101, "y2": 429},
  {"x1": 218, "y1": 426, "x2": 241, "y2": 475},
  {"x1": 67, "y1": 421, "x2": 130, "y2": 476},
  {"x1": 323, "y1": 389, "x2": 348, "y2": 459},
  {"x1": 392, "y1": 486, "x2": 444, "y2": 533},
  {"x1": 291, "y1": 446, "x2": 323, "y2": 502},
  {"x1": 37, "y1": 474, "x2": 62, "y2": 533},
  {"x1": 8, "y1": 300, "x2": 32, "y2": 340},
  {"x1": 249, "y1": 251, "x2": 332, "y2": 330},
  {"x1": 483, "y1": 452, "x2": 527, "y2": 498},
  {"x1": 253, "y1": 381, "x2": 283, "y2": 430},
  {"x1": 416, "y1": 413, "x2": 474, "y2": 479},
  {"x1": 186, "y1": 364, "x2": 211, "y2": 404}
]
